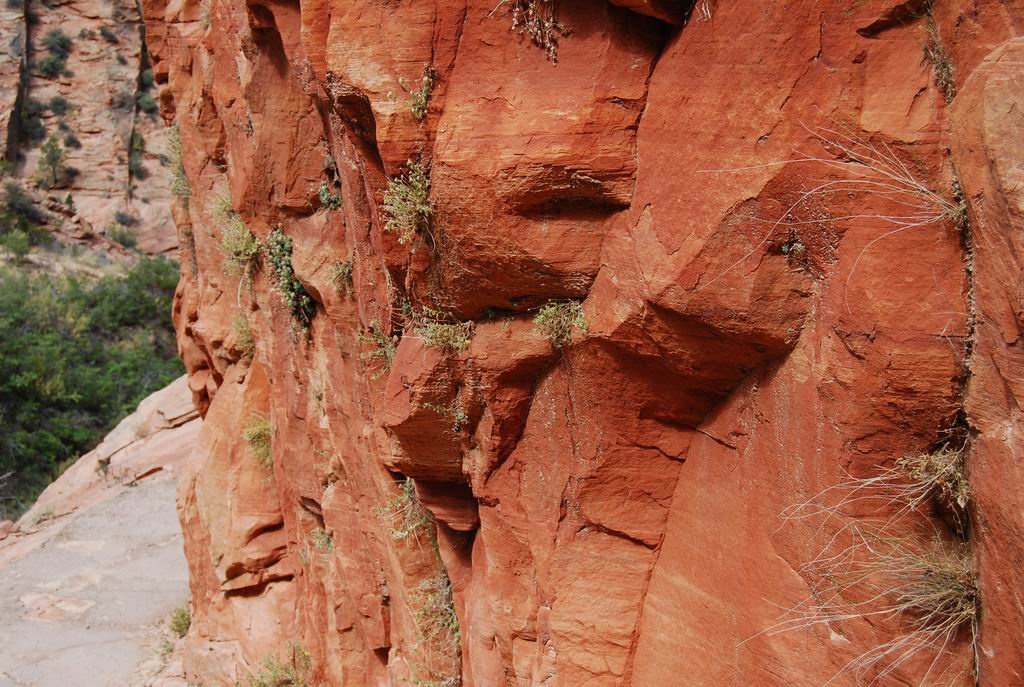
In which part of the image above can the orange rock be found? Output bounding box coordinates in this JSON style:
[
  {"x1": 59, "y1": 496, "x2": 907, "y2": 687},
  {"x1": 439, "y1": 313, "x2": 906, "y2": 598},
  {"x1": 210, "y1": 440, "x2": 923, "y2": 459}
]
[{"x1": 141, "y1": 0, "x2": 1022, "y2": 684}]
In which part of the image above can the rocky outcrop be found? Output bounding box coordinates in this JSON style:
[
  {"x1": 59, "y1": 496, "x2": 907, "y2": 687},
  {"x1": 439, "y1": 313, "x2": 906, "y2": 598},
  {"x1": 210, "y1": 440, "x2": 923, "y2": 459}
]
[
  {"x1": 0, "y1": 0, "x2": 175, "y2": 255},
  {"x1": 141, "y1": 0, "x2": 1024, "y2": 684}
]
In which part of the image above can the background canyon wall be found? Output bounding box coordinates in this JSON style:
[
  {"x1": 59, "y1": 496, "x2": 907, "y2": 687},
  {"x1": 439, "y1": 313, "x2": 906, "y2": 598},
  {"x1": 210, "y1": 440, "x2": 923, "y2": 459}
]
[{"x1": 140, "y1": 0, "x2": 1024, "y2": 684}]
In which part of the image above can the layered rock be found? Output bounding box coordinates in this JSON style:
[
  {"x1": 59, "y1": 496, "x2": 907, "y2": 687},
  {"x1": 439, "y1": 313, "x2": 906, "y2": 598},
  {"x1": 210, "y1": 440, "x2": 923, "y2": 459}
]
[{"x1": 141, "y1": 0, "x2": 1024, "y2": 684}]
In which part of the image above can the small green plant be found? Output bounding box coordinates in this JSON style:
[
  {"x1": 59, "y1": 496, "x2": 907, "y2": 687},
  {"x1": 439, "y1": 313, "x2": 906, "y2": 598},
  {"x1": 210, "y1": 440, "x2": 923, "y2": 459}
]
[
  {"x1": 36, "y1": 134, "x2": 66, "y2": 189},
  {"x1": 424, "y1": 400, "x2": 469, "y2": 433},
  {"x1": 166, "y1": 123, "x2": 191, "y2": 203},
  {"x1": 330, "y1": 260, "x2": 353, "y2": 296},
  {"x1": 534, "y1": 300, "x2": 586, "y2": 348},
  {"x1": 923, "y1": 19, "x2": 955, "y2": 104},
  {"x1": 99, "y1": 25, "x2": 118, "y2": 43},
  {"x1": 109, "y1": 224, "x2": 138, "y2": 249},
  {"x1": 137, "y1": 92, "x2": 159, "y2": 115},
  {"x1": 63, "y1": 133, "x2": 80, "y2": 149},
  {"x1": 48, "y1": 95, "x2": 69, "y2": 115},
  {"x1": 264, "y1": 227, "x2": 315, "y2": 330},
  {"x1": 382, "y1": 161, "x2": 431, "y2": 245},
  {"x1": 4, "y1": 181, "x2": 44, "y2": 224},
  {"x1": 232, "y1": 312, "x2": 255, "y2": 359},
  {"x1": 140, "y1": 68, "x2": 155, "y2": 90},
  {"x1": 407, "y1": 64, "x2": 437, "y2": 122},
  {"x1": 374, "y1": 477, "x2": 432, "y2": 541},
  {"x1": 244, "y1": 417, "x2": 273, "y2": 470},
  {"x1": 311, "y1": 526, "x2": 333, "y2": 553},
  {"x1": 128, "y1": 130, "x2": 147, "y2": 180},
  {"x1": 508, "y1": 0, "x2": 568, "y2": 62},
  {"x1": 1, "y1": 229, "x2": 32, "y2": 261},
  {"x1": 114, "y1": 210, "x2": 136, "y2": 226},
  {"x1": 414, "y1": 572, "x2": 460, "y2": 648},
  {"x1": 247, "y1": 643, "x2": 313, "y2": 687},
  {"x1": 213, "y1": 195, "x2": 261, "y2": 282},
  {"x1": 415, "y1": 308, "x2": 473, "y2": 353},
  {"x1": 20, "y1": 98, "x2": 47, "y2": 143},
  {"x1": 358, "y1": 323, "x2": 396, "y2": 377},
  {"x1": 37, "y1": 30, "x2": 72, "y2": 79},
  {"x1": 168, "y1": 604, "x2": 191, "y2": 638},
  {"x1": 317, "y1": 181, "x2": 340, "y2": 211}
]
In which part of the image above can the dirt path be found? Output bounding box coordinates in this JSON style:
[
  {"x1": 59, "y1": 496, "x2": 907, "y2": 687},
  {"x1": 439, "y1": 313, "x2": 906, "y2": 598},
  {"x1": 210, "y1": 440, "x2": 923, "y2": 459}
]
[
  {"x1": 0, "y1": 378, "x2": 199, "y2": 687},
  {"x1": 0, "y1": 477, "x2": 188, "y2": 687}
]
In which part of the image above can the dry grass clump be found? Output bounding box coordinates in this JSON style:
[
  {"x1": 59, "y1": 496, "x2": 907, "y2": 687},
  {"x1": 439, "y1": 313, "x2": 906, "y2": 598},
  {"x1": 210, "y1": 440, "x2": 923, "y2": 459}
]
[
  {"x1": 213, "y1": 195, "x2": 261, "y2": 283},
  {"x1": 504, "y1": 0, "x2": 568, "y2": 62},
  {"x1": 358, "y1": 323, "x2": 397, "y2": 378},
  {"x1": 415, "y1": 308, "x2": 473, "y2": 353},
  {"x1": 382, "y1": 161, "x2": 431, "y2": 245},
  {"x1": 330, "y1": 260, "x2": 353, "y2": 296},
  {"x1": 311, "y1": 526, "x2": 333, "y2": 553},
  {"x1": 415, "y1": 572, "x2": 460, "y2": 648},
  {"x1": 534, "y1": 300, "x2": 586, "y2": 348},
  {"x1": 767, "y1": 440, "x2": 977, "y2": 685},
  {"x1": 244, "y1": 417, "x2": 273, "y2": 470},
  {"x1": 247, "y1": 643, "x2": 313, "y2": 687},
  {"x1": 232, "y1": 312, "x2": 255, "y2": 359},
  {"x1": 168, "y1": 604, "x2": 191, "y2": 638},
  {"x1": 374, "y1": 477, "x2": 433, "y2": 541},
  {"x1": 166, "y1": 123, "x2": 190, "y2": 203}
]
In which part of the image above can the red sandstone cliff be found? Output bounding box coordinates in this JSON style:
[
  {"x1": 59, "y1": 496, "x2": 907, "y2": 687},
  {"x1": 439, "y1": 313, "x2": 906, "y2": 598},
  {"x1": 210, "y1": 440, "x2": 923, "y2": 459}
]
[{"x1": 140, "y1": 0, "x2": 1024, "y2": 684}]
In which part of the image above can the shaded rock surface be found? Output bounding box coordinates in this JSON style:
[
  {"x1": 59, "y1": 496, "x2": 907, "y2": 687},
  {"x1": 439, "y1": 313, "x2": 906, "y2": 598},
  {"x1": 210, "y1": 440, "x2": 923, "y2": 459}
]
[{"x1": 140, "y1": 0, "x2": 1024, "y2": 685}]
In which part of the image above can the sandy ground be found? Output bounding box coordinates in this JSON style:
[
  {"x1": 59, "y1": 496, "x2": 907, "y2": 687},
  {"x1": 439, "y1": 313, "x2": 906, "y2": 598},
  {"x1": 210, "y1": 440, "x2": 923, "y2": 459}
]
[{"x1": 0, "y1": 475, "x2": 189, "y2": 687}]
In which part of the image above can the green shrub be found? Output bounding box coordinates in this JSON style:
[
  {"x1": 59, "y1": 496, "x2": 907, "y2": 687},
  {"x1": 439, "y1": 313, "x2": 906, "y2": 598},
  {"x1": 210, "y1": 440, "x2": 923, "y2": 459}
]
[
  {"x1": 0, "y1": 258, "x2": 183, "y2": 516},
  {"x1": 36, "y1": 54, "x2": 65, "y2": 79},
  {"x1": 3, "y1": 182, "x2": 44, "y2": 224},
  {"x1": 48, "y1": 96, "x2": 69, "y2": 115},
  {"x1": 128, "y1": 130, "x2": 147, "y2": 179},
  {"x1": 20, "y1": 98, "x2": 47, "y2": 143},
  {"x1": 244, "y1": 417, "x2": 273, "y2": 470},
  {"x1": 137, "y1": 92, "x2": 158, "y2": 115},
  {"x1": 1, "y1": 228, "x2": 31, "y2": 260},
  {"x1": 63, "y1": 133, "x2": 81, "y2": 149},
  {"x1": 114, "y1": 210, "x2": 137, "y2": 226},
  {"x1": 108, "y1": 224, "x2": 137, "y2": 249},
  {"x1": 247, "y1": 644, "x2": 313, "y2": 687},
  {"x1": 41, "y1": 29, "x2": 72, "y2": 57},
  {"x1": 382, "y1": 161, "x2": 431, "y2": 245},
  {"x1": 168, "y1": 605, "x2": 191, "y2": 638},
  {"x1": 317, "y1": 181, "x2": 340, "y2": 211},
  {"x1": 99, "y1": 25, "x2": 117, "y2": 43},
  {"x1": 264, "y1": 227, "x2": 315, "y2": 330},
  {"x1": 36, "y1": 135, "x2": 66, "y2": 189},
  {"x1": 358, "y1": 323, "x2": 396, "y2": 377},
  {"x1": 139, "y1": 68, "x2": 155, "y2": 90},
  {"x1": 534, "y1": 300, "x2": 586, "y2": 348},
  {"x1": 408, "y1": 64, "x2": 437, "y2": 122}
]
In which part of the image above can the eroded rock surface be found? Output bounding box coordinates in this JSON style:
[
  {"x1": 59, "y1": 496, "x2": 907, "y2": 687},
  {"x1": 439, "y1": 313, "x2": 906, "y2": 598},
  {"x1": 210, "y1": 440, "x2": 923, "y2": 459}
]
[{"x1": 141, "y1": 0, "x2": 1024, "y2": 684}]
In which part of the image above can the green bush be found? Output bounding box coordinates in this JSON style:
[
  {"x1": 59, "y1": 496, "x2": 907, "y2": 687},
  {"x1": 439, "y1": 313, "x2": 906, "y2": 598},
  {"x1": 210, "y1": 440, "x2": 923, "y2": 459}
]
[
  {"x1": 19, "y1": 99, "x2": 46, "y2": 143},
  {"x1": 415, "y1": 308, "x2": 473, "y2": 353},
  {"x1": 317, "y1": 181, "x2": 340, "y2": 211},
  {"x1": 265, "y1": 227, "x2": 315, "y2": 330},
  {"x1": 41, "y1": 29, "x2": 72, "y2": 58},
  {"x1": 0, "y1": 258, "x2": 183, "y2": 516},
  {"x1": 137, "y1": 92, "x2": 158, "y2": 115},
  {"x1": 3, "y1": 182, "x2": 44, "y2": 224},
  {"x1": 99, "y1": 25, "x2": 117, "y2": 43},
  {"x1": 534, "y1": 300, "x2": 586, "y2": 348},
  {"x1": 109, "y1": 224, "x2": 137, "y2": 249},
  {"x1": 48, "y1": 96, "x2": 69, "y2": 115}
]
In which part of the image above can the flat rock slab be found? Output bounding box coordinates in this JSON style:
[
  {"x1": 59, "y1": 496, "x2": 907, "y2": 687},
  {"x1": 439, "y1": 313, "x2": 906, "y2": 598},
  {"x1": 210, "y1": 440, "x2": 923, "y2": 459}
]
[{"x1": 0, "y1": 476, "x2": 188, "y2": 687}]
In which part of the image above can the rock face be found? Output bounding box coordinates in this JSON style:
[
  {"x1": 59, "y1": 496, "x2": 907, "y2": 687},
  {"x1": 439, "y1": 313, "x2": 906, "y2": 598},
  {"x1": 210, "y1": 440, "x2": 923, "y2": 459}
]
[
  {"x1": 1, "y1": 0, "x2": 175, "y2": 255},
  {"x1": 140, "y1": 0, "x2": 1024, "y2": 684}
]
